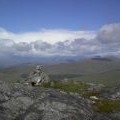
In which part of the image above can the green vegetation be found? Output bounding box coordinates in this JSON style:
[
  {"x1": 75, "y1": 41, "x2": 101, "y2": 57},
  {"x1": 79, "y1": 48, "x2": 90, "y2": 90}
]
[
  {"x1": 42, "y1": 80, "x2": 88, "y2": 93},
  {"x1": 0, "y1": 66, "x2": 33, "y2": 82},
  {"x1": 94, "y1": 100, "x2": 120, "y2": 112},
  {"x1": 42, "y1": 81, "x2": 120, "y2": 113},
  {"x1": 49, "y1": 74, "x2": 82, "y2": 80},
  {"x1": 1, "y1": 68, "x2": 120, "y2": 87},
  {"x1": 73, "y1": 70, "x2": 120, "y2": 87}
]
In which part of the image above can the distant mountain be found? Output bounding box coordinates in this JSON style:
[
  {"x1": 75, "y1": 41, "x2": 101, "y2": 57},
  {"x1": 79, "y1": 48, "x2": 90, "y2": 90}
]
[
  {"x1": 1, "y1": 56, "x2": 120, "y2": 87},
  {"x1": 0, "y1": 54, "x2": 119, "y2": 69},
  {"x1": 0, "y1": 55, "x2": 82, "y2": 69},
  {"x1": 45, "y1": 56, "x2": 120, "y2": 75},
  {"x1": 1, "y1": 56, "x2": 120, "y2": 74},
  {"x1": 91, "y1": 56, "x2": 113, "y2": 61}
]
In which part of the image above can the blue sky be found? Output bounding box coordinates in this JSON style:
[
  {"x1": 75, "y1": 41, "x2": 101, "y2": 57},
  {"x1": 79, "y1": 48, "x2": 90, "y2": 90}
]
[
  {"x1": 0, "y1": 0, "x2": 120, "y2": 58},
  {"x1": 0, "y1": 0, "x2": 120, "y2": 32}
]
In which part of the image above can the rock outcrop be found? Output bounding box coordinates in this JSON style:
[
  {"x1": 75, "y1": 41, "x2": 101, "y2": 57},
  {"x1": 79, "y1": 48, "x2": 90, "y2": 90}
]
[
  {"x1": 0, "y1": 81, "x2": 94, "y2": 120},
  {"x1": 0, "y1": 80, "x2": 119, "y2": 120},
  {"x1": 102, "y1": 84, "x2": 120, "y2": 100},
  {"x1": 110, "y1": 84, "x2": 120, "y2": 99}
]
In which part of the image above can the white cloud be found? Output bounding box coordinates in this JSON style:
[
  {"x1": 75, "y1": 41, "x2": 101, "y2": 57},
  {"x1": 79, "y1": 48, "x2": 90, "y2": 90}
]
[
  {"x1": 97, "y1": 23, "x2": 120, "y2": 44},
  {"x1": 0, "y1": 23, "x2": 120, "y2": 57},
  {"x1": 96, "y1": 23, "x2": 120, "y2": 56},
  {"x1": 0, "y1": 39, "x2": 15, "y2": 53},
  {"x1": 14, "y1": 42, "x2": 32, "y2": 52},
  {"x1": 0, "y1": 28, "x2": 96, "y2": 44}
]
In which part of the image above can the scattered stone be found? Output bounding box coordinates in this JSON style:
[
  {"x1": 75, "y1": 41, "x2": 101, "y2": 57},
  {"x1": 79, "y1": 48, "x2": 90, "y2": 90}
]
[{"x1": 90, "y1": 96, "x2": 99, "y2": 100}]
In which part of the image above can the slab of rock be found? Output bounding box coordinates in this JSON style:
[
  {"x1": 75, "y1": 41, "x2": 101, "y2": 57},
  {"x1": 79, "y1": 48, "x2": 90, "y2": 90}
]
[
  {"x1": 102, "y1": 84, "x2": 120, "y2": 99},
  {"x1": 0, "y1": 80, "x2": 119, "y2": 120},
  {"x1": 0, "y1": 81, "x2": 94, "y2": 120}
]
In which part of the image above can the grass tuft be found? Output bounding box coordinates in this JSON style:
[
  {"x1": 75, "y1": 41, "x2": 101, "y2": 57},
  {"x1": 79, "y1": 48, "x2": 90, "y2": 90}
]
[
  {"x1": 41, "y1": 80, "x2": 88, "y2": 93},
  {"x1": 93, "y1": 100, "x2": 120, "y2": 112}
]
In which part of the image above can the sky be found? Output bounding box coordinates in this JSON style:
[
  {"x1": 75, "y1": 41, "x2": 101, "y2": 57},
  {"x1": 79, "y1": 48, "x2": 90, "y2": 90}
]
[
  {"x1": 0, "y1": 0, "x2": 120, "y2": 57},
  {"x1": 0, "y1": 0, "x2": 120, "y2": 32}
]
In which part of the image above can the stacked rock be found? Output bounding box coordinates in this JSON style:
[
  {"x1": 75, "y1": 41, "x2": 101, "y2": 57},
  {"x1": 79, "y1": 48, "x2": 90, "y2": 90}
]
[{"x1": 28, "y1": 65, "x2": 49, "y2": 86}]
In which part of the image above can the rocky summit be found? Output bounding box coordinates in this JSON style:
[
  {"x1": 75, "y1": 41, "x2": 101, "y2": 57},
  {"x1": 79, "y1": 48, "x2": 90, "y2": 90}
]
[
  {"x1": 0, "y1": 81, "x2": 93, "y2": 120},
  {"x1": 0, "y1": 80, "x2": 119, "y2": 120}
]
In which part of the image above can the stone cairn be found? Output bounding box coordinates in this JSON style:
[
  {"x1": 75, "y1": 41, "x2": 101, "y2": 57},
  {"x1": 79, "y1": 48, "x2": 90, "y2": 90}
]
[{"x1": 28, "y1": 65, "x2": 49, "y2": 86}]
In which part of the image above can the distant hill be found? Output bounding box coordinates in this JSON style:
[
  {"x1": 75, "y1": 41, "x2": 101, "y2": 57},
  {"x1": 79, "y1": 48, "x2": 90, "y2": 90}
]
[
  {"x1": 0, "y1": 55, "x2": 81, "y2": 69},
  {"x1": 45, "y1": 57, "x2": 120, "y2": 74},
  {"x1": 0, "y1": 56, "x2": 120, "y2": 87}
]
